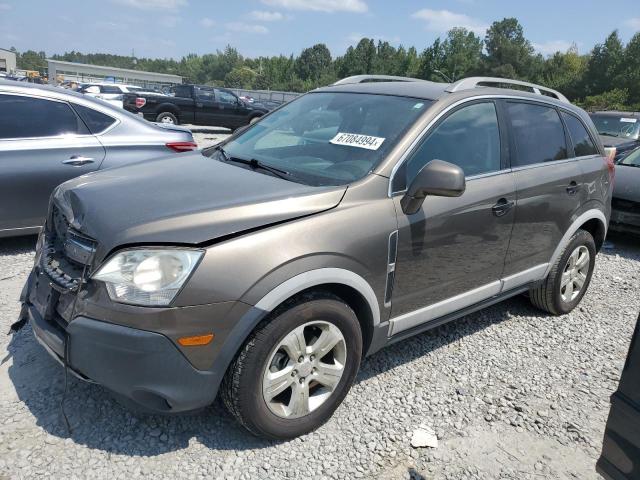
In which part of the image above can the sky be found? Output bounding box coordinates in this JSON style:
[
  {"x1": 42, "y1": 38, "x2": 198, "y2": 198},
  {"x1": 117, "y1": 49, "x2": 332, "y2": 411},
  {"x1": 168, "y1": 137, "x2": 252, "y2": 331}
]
[{"x1": 0, "y1": 0, "x2": 639, "y2": 60}]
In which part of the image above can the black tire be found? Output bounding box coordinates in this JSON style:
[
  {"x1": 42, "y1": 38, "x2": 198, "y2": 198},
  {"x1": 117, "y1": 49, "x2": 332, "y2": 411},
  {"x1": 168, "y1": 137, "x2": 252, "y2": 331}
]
[
  {"x1": 249, "y1": 115, "x2": 262, "y2": 125},
  {"x1": 221, "y1": 293, "x2": 362, "y2": 439},
  {"x1": 529, "y1": 229, "x2": 596, "y2": 315},
  {"x1": 156, "y1": 112, "x2": 178, "y2": 125}
]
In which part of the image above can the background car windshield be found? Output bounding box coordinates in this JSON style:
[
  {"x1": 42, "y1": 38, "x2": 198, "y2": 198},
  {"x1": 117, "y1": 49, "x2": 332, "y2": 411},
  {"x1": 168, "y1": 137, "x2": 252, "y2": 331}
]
[
  {"x1": 217, "y1": 92, "x2": 431, "y2": 186},
  {"x1": 620, "y1": 148, "x2": 640, "y2": 166},
  {"x1": 591, "y1": 114, "x2": 640, "y2": 140}
]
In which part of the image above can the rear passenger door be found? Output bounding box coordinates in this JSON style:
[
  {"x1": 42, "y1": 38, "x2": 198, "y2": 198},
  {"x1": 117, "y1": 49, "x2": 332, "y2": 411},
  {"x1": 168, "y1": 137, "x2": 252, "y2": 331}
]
[
  {"x1": 0, "y1": 93, "x2": 105, "y2": 232},
  {"x1": 502, "y1": 101, "x2": 583, "y2": 280},
  {"x1": 214, "y1": 89, "x2": 245, "y2": 128},
  {"x1": 389, "y1": 100, "x2": 516, "y2": 335}
]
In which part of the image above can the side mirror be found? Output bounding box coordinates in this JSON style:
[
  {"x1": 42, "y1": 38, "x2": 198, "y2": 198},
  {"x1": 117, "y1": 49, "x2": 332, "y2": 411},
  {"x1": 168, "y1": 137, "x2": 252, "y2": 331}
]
[{"x1": 400, "y1": 159, "x2": 466, "y2": 215}]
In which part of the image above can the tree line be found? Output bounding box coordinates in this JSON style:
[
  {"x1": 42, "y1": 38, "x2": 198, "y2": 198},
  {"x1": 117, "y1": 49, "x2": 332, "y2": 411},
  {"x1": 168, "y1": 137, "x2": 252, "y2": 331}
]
[{"x1": 11, "y1": 17, "x2": 640, "y2": 110}]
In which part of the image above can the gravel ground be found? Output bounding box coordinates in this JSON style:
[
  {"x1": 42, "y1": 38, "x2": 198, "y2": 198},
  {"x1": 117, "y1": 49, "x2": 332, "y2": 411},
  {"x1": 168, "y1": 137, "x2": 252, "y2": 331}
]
[{"x1": 0, "y1": 233, "x2": 638, "y2": 480}]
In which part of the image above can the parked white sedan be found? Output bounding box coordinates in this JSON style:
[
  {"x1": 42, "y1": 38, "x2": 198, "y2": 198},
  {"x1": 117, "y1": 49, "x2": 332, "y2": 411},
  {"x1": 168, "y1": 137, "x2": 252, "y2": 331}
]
[{"x1": 78, "y1": 83, "x2": 160, "y2": 108}]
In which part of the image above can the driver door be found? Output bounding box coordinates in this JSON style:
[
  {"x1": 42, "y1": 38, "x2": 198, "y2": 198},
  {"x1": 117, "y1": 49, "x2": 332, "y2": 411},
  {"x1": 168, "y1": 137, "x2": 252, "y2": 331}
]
[{"x1": 389, "y1": 100, "x2": 516, "y2": 335}]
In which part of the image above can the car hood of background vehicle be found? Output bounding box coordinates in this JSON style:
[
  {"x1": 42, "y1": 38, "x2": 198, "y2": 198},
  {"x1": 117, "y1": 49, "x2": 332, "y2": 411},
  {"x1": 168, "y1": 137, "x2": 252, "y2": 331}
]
[
  {"x1": 599, "y1": 135, "x2": 638, "y2": 148},
  {"x1": 613, "y1": 164, "x2": 640, "y2": 203},
  {"x1": 54, "y1": 153, "x2": 346, "y2": 261}
]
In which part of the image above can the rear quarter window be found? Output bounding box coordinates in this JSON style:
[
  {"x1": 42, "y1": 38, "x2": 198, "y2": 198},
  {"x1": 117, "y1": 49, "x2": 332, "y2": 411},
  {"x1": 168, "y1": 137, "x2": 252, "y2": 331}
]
[
  {"x1": 561, "y1": 112, "x2": 599, "y2": 157},
  {"x1": 506, "y1": 102, "x2": 568, "y2": 166},
  {"x1": 72, "y1": 104, "x2": 117, "y2": 134}
]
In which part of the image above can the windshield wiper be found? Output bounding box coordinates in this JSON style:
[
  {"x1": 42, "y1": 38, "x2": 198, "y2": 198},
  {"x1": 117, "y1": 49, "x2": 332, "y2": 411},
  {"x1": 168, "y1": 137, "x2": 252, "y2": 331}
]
[
  {"x1": 216, "y1": 146, "x2": 291, "y2": 180},
  {"x1": 600, "y1": 132, "x2": 619, "y2": 138}
]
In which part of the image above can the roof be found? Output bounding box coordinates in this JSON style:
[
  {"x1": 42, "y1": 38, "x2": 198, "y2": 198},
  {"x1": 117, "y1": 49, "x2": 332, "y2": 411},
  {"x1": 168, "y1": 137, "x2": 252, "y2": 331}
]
[
  {"x1": 317, "y1": 80, "x2": 450, "y2": 100},
  {"x1": 46, "y1": 59, "x2": 182, "y2": 81}
]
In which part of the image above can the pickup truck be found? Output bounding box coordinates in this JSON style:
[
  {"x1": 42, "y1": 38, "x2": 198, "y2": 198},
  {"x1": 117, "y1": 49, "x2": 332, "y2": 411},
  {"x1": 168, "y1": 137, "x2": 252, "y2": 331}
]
[{"x1": 123, "y1": 84, "x2": 268, "y2": 130}]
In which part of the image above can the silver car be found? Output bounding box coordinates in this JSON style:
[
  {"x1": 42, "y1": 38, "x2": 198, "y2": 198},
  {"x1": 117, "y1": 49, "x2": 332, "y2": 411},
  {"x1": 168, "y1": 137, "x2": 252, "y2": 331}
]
[{"x1": 0, "y1": 79, "x2": 197, "y2": 238}]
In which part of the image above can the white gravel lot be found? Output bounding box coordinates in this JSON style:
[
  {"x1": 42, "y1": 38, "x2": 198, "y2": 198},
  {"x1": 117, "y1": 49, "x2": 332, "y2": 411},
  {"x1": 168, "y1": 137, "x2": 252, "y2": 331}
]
[
  {"x1": 0, "y1": 232, "x2": 638, "y2": 480},
  {"x1": 186, "y1": 125, "x2": 231, "y2": 149}
]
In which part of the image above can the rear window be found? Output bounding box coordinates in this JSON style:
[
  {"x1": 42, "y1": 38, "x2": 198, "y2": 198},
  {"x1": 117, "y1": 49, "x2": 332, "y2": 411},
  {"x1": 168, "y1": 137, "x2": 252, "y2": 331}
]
[
  {"x1": 561, "y1": 112, "x2": 599, "y2": 157},
  {"x1": 72, "y1": 104, "x2": 117, "y2": 134},
  {"x1": 100, "y1": 85, "x2": 122, "y2": 94},
  {"x1": 0, "y1": 94, "x2": 88, "y2": 139},
  {"x1": 506, "y1": 102, "x2": 568, "y2": 166}
]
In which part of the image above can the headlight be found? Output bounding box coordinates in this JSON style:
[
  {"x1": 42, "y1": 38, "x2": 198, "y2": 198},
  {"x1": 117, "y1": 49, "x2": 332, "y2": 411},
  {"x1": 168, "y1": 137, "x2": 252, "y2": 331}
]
[{"x1": 92, "y1": 249, "x2": 203, "y2": 306}]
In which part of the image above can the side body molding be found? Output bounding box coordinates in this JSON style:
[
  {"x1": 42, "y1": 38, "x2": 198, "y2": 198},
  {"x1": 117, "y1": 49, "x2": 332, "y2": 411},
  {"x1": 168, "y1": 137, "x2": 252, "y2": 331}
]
[
  {"x1": 544, "y1": 209, "x2": 607, "y2": 277},
  {"x1": 254, "y1": 268, "x2": 381, "y2": 326}
]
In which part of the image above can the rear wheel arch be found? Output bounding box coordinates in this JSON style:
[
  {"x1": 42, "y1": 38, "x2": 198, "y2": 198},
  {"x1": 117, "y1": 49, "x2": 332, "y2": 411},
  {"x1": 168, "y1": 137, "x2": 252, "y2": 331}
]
[{"x1": 545, "y1": 209, "x2": 607, "y2": 277}]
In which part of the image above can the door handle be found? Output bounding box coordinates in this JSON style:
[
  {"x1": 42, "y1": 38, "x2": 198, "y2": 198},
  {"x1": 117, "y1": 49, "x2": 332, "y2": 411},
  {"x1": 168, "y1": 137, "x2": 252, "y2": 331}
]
[
  {"x1": 492, "y1": 198, "x2": 514, "y2": 217},
  {"x1": 62, "y1": 156, "x2": 95, "y2": 167},
  {"x1": 566, "y1": 181, "x2": 579, "y2": 196}
]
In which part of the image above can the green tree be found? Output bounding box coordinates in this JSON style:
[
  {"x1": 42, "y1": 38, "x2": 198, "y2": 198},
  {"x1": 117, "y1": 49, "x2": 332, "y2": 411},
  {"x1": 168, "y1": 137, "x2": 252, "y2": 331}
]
[
  {"x1": 540, "y1": 45, "x2": 587, "y2": 101},
  {"x1": 439, "y1": 28, "x2": 483, "y2": 81},
  {"x1": 483, "y1": 18, "x2": 535, "y2": 79},
  {"x1": 224, "y1": 66, "x2": 257, "y2": 88},
  {"x1": 579, "y1": 89, "x2": 629, "y2": 111},
  {"x1": 583, "y1": 31, "x2": 624, "y2": 97},
  {"x1": 17, "y1": 50, "x2": 47, "y2": 71},
  {"x1": 295, "y1": 43, "x2": 332, "y2": 84},
  {"x1": 619, "y1": 32, "x2": 640, "y2": 105}
]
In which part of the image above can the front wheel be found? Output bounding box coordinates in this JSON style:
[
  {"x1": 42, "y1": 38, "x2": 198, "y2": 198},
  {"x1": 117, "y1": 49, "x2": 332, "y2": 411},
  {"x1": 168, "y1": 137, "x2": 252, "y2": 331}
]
[
  {"x1": 221, "y1": 294, "x2": 362, "y2": 439},
  {"x1": 529, "y1": 229, "x2": 596, "y2": 315}
]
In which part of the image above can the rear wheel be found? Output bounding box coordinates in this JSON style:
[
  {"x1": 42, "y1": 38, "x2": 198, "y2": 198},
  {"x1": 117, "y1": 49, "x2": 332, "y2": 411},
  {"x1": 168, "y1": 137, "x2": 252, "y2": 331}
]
[
  {"x1": 156, "y1": 112, "x2": 178, "y2": 125},
  {"x1": 529, "y1": 229, "x2": 596, "y2": 315},
  {"x1": 221, "y1": 294, "x2": 362, "y2": 439}
]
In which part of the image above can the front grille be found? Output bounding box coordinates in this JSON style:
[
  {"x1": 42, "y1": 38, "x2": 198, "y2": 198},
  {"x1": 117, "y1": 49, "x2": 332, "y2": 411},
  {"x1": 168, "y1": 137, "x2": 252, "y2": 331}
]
[
  {"x1": 613, "y1": 198, "x2": 638, "y2": 214},
  {"x1": 41, "y1": 205, "x2": 96, "y2": 291}
]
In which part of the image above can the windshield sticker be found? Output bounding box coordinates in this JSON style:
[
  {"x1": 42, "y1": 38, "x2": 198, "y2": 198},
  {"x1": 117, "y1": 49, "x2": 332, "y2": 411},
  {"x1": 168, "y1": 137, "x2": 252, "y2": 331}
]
[
  {"x1": 620, "y1": 118, "x2": 637, "y2": 123},
  {"x1": 330, "y1": 132, "x2": 385, "y2": 150},
  {"x1": 413, "y1": 102, "x2": 425, "y2": 110}
]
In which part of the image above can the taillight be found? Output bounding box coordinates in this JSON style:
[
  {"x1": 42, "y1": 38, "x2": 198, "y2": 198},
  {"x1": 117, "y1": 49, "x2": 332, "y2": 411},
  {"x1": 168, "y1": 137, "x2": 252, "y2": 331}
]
[
  {"x1": 603, "y1": 147, "x2": 616, "y2": 182},
  {"x1": 166, "y1": 141, "x2": 198, "y2": 153},
  {"x1": 135, "y1": 97, "x2": 146, "y2": 108}
]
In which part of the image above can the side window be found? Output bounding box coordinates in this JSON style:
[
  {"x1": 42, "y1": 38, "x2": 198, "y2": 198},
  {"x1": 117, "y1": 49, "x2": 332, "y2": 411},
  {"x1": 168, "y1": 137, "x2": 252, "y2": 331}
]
[
  {"x1": 0, "y1": 94, "x2": 88, "y2": 139},
  {"x1": 404, "y1": 102, "x2": 501, "y2": 186},
  {"x1": 561, "y1": 112, "x2": 599, "y2": 157},
  {"x1": 216, "y1": 89, "x2": 238, "y2": 104},
  {"x1": 195, "y1": 87, "x2": 215, "y2": 101},
  {"x1": 83, "y1": 85, "x2": 100, "y2": 94},
  {"x1": 172, "y1": 86, "x2": 192, "y2": 98},
  {"x1": 72, "y1": 104, "x2": 117, "y2": 134},
  {"x1": 507, "y1": 102, "x2": 568, "y2": 166}
]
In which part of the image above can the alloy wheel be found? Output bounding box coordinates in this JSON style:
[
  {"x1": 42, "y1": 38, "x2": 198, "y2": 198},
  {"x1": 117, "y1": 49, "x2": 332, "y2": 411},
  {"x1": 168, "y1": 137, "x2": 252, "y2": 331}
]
[
  {"x1": 560, "y1": 245, "x2": 590, "y2": 302},
  {"x1": 262, "y1": 321, "x2": 347, "y2": 419}
]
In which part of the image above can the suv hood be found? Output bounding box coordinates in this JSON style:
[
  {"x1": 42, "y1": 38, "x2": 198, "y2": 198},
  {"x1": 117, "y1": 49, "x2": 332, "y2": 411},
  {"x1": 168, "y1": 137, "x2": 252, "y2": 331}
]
[{"x1": 53, "y1": 153, "x2": 346, "y2": 261}]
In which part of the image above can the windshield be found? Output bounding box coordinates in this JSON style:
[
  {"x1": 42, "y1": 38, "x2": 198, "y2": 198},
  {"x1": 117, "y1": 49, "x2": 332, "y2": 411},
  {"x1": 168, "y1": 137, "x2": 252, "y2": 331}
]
[
  {"x1": 620, "y1": 147, "x2": 640, "y2": 167},
  {"x1": 590, "y1": 114, "x2": 640, "y2": 140},
  {"x1": 212, "y1": 92, "x2": 432, "y2": 186}
]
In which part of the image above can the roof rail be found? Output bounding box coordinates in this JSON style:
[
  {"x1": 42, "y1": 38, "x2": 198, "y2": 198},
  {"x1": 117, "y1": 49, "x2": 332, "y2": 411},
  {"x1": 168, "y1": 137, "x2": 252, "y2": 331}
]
[
  {"x1": 446, "y1": 76, "x2": 569, "y2": 103},
  {"x1": 332, "y1": 75, "x2": 426, "y2": 86}
]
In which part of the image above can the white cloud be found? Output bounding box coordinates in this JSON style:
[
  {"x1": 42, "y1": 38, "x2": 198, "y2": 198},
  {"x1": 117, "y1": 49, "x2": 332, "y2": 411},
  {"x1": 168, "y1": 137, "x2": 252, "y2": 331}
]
[
  {"x1": 625, "y1": 17, "x2": 640, "y2": 30},
  {"x1": 226, "y1": 22, "x2": 269, "y2": 34},
  {"x1": 261, "y1": 0, "x2": 367, "y2": 13},
  {"x1": 411, "y1": 9, "x2": 487, "y2": 35},
  {"x1": 249, "y1": 10, "x2": 285, "y2": 21},
  {"x1": 0, "y1": 3, "x2": 11, "y2": 11},
  {"x1": 200, "y1": 17, "x2": 215, "y2": 28},
  {"x1": 533, "y1": 40, "x2": 574, "y2": 56},
  {"x1": 112, "y1": 0, "x2": 187, "y2": 10}
]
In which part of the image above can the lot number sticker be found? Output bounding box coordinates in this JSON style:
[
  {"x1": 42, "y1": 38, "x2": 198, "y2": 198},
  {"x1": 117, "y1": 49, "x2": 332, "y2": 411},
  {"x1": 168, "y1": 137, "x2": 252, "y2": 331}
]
[
  {"x1": 330, "y1": 132, "x2": 385, "y2": 150},
  {"x1": 620, "y1": 118, "x2": 637, "y2": 123}
]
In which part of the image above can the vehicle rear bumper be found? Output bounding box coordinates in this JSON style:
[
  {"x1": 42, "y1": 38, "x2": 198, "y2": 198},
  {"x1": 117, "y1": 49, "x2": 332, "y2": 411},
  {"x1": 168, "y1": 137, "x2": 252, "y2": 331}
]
[
  {"x1": 610, "y1": 208, "x2": 640, "y2": 235},
  {"x1": 28, "y1": 303, "x2": 220, "y2": 413}
]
